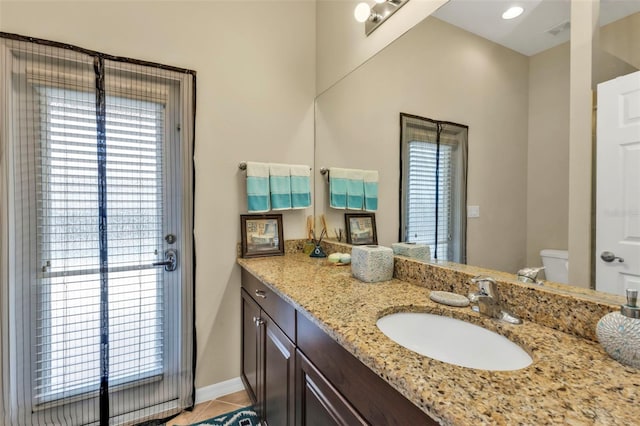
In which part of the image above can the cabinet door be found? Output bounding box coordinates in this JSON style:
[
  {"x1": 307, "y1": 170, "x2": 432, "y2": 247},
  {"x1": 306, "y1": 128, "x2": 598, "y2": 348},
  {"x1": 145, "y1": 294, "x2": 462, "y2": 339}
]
[
  {"x1": 296, "y1": 350, "x2": 367, "y2": 426},
  {"x1": 263, "y1": 318, "x2": 296, "y2": 426},
  {"x1": 241, "y1": 289, "x2": 261, "y2": 404}
]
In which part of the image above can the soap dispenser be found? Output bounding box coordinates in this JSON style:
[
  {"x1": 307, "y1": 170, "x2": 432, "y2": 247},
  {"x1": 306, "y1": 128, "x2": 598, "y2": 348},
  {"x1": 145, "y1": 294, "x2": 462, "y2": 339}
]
[{"x1": 596, "y1": 289, "x2": 640, "y2": 368}]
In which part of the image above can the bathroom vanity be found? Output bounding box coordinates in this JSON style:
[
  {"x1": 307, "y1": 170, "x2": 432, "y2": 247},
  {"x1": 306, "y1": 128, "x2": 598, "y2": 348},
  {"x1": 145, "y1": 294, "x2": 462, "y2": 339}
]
[
  {"x1": 241, "y1": 268, "x2": 433, "y2": 425},
  {"x1": 238, "y1": 251, "x2": 640, "y2": 425}
]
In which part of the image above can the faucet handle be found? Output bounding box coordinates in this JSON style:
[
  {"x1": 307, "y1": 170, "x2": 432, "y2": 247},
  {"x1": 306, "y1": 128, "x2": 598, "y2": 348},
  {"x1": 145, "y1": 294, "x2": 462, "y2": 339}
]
[
  {"x1": 517, "y1": 267, "x2": 545, "y2": 283},
  {"x1": 469, "y1": 275, "x2": 498, "y2": 298}
]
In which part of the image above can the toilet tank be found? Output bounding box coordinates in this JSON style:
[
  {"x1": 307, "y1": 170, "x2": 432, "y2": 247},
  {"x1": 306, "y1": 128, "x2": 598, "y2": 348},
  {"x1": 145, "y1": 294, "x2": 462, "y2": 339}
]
[{"x1": 539, "y1": 249, "x2": 569, "y2": 284}]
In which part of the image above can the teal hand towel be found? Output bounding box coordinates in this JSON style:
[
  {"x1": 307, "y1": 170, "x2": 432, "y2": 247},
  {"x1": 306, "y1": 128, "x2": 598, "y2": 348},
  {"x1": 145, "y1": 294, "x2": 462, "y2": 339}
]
[
  {"x1": 346, "y1": 169, "x2": 364, "y2": 210},
  {"x1": 269, "y1": 163, "x2": 292, "y2": 210},
  {"x1": 329, "y1": 167, "x2": 348, "y2": 209},
  {"x1": 363, "y1": 170, "x2": 378, "y2": 212},
  {"x1": 290, "y1": 164, "x2": 311, "y2": 209},
  {"x1": 246, "y1": 161, "x2": 270, "y2": 213}
]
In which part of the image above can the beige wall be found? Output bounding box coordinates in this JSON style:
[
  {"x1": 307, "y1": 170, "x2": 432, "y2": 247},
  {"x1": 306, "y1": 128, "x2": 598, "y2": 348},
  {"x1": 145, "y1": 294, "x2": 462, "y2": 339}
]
[
  {"x1": 0, "y1": 0, "x2": 316, "y2": 389},
  {"x1": 315, "y1": 16, "x2": 530, "y2": 273},
  {"x1": 316, "y1": 0, "x2": 447, "y2": 95},
  {"x1": 526, "y1": 43, "x2": 570, "y2": 267},
  {"x1": 600, "y1": 12, "x2": 640, "y2": 70}
]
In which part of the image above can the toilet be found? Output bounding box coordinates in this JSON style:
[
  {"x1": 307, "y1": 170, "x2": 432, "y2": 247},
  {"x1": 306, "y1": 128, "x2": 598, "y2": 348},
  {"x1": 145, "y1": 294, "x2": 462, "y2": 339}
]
[{"x1": 539, "y1": 249, "x2": 569, "y2": 284}]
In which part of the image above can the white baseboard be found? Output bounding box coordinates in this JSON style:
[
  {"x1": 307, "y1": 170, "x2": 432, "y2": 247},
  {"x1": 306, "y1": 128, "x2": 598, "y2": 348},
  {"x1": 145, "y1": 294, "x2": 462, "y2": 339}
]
[{"x1": 195, "y1": 377, "x2": 245, "y2": 404}]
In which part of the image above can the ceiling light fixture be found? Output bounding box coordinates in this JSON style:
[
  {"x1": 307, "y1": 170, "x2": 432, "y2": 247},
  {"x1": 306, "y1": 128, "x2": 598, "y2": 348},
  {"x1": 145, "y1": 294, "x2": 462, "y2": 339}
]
[
  {"x1": 502, "y1": 6, "x2": 524, "y2": 20},
  {"x1": 354, "y1": 0, "x2": 410, "y2": 36},
  {"x1": 354, "y1": 2, "x2": 373, "y2": 23}
]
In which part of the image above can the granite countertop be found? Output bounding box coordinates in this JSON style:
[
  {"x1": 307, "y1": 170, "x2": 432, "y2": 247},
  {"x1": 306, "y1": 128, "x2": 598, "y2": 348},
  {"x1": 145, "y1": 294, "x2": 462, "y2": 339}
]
[{"x1": 237, "y1": 253, "x2": 640, "y2": 425}]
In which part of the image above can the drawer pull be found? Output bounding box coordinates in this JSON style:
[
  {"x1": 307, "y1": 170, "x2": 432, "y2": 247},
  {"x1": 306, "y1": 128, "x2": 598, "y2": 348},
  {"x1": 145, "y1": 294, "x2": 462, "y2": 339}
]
[{"x1": 255, "y1": 289, "x2": 267, "y2": 299}]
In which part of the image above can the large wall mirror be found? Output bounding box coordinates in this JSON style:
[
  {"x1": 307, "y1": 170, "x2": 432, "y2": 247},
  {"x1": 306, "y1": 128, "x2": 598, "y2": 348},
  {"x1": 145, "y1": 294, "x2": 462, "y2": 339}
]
[{"x1": 314, "y1": 0, "x2": 640, "y2": 297}]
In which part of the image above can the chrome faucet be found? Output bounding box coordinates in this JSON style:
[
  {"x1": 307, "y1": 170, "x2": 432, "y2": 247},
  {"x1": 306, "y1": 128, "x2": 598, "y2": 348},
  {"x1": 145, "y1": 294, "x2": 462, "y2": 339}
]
[
  {"x1": 517, "y1": 267, "x2": 545, "y2": 285},
  {"x1": 468, "y1": 275, "x2": 522, "y2": 324}
]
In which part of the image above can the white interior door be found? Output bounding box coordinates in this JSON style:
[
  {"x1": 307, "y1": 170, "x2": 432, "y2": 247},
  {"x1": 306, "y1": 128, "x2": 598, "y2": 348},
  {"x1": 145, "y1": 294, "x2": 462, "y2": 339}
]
[{"x1": 596, "y1": 70, "x2": 640, "y2": 295}]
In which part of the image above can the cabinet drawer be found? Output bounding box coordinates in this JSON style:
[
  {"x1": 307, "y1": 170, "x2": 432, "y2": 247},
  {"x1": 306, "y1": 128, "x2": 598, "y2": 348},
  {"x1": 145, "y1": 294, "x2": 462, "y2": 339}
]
[
  {"x1": 297, "y1": 312, "x2": 436, "y2": 425},
  {"x1": 296, "y1": 349, "x2": 367, "y2": 426},
  {"x1": 241, "y1": 268, "x2": 296, "y2": 341}
]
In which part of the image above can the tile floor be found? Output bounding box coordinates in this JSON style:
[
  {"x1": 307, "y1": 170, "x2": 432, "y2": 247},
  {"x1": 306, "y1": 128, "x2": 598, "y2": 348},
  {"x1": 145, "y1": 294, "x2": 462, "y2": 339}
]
[{"x1": 168, "y1": 390, "x2": 253, "y2": 425}]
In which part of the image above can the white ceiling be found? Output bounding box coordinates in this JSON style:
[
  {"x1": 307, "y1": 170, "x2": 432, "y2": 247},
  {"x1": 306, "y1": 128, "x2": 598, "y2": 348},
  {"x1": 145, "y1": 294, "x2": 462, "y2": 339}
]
[{"x1": 432, "y1": 0, "x2": 640, "y2": 57}]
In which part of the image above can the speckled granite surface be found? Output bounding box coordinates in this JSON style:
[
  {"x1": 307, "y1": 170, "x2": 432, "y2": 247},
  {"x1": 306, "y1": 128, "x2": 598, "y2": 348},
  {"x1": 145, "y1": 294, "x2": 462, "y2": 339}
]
[
  {"x1": 391, "y1": 255, "x2": 623, "y2": 342},
  {"x1": 237, "y1": 252, "x2": 640, "y2": 425},
  {"x1": 320, "y1": 239, "x2": 623, "y2": 342}
]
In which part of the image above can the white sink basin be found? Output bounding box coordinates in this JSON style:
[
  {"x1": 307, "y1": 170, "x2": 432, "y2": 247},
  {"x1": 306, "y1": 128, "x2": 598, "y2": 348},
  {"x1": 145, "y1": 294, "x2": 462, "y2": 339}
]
[{"x1": 376, "y1": 312, "x2": 532, "y2": 371}]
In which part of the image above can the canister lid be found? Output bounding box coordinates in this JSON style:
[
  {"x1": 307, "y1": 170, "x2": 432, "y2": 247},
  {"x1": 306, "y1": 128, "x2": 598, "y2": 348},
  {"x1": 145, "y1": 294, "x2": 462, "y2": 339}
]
[{"x1": 621, "y1": 289, "x2": 640, "y2": 319}]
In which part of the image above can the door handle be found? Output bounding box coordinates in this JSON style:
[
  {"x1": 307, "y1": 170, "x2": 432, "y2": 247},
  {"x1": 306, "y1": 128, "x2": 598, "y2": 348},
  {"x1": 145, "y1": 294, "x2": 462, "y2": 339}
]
[
  {"x1": 255, "y1": 290, "x2": 267, "y2": 299},
  {"x1": 601, "y1": 251, "x2": 624, "y2": 263},
  {"x1": 153, "y1": 249, "x2": 178, "y2": 271}
]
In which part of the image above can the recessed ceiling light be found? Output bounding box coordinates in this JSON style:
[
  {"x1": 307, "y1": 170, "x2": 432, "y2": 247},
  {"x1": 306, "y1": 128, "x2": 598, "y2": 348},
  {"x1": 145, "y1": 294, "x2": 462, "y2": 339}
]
[{"x1": 502, "y1": 6, "x2": 524, "y2": 20}]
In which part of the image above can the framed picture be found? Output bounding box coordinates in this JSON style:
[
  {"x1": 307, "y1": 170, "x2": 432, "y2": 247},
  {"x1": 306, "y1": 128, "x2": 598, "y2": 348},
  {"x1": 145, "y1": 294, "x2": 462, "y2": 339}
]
[
  {"x1": 240, "y1": 214, "x2": 284, "y2": 258},
  {"x1": 345, "y1": 213, "x2": 378, "y2": 245}
]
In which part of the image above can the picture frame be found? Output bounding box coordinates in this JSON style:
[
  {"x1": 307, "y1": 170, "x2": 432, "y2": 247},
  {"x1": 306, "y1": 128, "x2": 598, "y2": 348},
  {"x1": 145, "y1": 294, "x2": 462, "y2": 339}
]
[
  {"x1": 344, "y1": 213, "x2": 378, "y2": 245},
  {"x1": 240, "y1": 214, "x2": 284, "y2": 258}
]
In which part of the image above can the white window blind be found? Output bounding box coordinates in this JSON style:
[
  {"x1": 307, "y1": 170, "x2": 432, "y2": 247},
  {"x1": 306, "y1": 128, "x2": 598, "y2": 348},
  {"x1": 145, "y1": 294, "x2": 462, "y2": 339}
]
[
  {"x1": 36, "y1": 88, "x2": 165, "y2": 403},
  {"x1": 406, "y1": 141, "x2": 455, "y2": 259},
  {"x1": 401, "y1": 114, "x2": 468, "y2": 263}
]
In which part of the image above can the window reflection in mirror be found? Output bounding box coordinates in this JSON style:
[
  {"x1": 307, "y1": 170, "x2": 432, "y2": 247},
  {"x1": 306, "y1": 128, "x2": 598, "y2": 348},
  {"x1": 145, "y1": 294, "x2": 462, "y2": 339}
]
[{"x1": 400, "y1": 114, "x2": 468, "y2": 263}]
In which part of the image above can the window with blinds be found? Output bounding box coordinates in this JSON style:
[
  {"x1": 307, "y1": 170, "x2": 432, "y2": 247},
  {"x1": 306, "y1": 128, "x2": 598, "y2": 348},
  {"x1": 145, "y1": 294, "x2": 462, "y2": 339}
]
[
  {"x1": 1, "y1": 34, "x2": 195, "y2": 426},
  {"x1": 400, "y1": 114, "x2": 468, "y2": 263},
  {"x1": 37, "y1": 87, "x2": 165, "y2": 403},
  {"x1": 405, "y1": 141, "x2": 455, "y2": 259}
]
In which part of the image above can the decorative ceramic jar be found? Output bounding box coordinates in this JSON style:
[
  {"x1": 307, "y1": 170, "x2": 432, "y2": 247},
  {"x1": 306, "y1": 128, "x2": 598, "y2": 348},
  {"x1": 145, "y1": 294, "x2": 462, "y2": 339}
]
[
  {"x1": 391, "y1": 242, "x2": 430, "y2": 262},
  {"x1": 351, "y1": 245, "x2": 394, "y2": 283},
  {"x1": 596, "y1": 289, "x2": 640, "y2": 368}
]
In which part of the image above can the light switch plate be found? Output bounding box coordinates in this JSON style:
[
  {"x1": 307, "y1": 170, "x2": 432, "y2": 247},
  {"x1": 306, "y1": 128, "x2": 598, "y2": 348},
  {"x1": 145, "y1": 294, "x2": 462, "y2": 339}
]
[{"x1": 467, "y1": 205, "x2": 480, "y2": 218}]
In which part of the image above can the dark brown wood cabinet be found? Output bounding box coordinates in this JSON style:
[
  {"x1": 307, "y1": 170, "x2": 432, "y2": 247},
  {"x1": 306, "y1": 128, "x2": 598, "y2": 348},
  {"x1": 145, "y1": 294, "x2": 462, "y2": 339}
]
[
  {"x1": 241, "y1": 288, "x2": 295, "y2": 425},
  {"x1": 241, "y1": 290, "x2": 261, "y2": 404},
  {"x1": 263, "y1": 316, "x2": 295, "y2": 425},
  {"x1": 241, "y1": 268, "x2": 437, "y2": 426},
  {"x1": 296, "y1": 349, "x2": 367, "y2": 426}
]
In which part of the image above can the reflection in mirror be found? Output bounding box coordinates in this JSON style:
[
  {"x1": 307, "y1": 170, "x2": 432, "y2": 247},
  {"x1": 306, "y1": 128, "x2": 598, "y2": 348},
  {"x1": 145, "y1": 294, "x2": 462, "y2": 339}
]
[
  {"x1": 314, "y1": 0, "x2": 639, "y2": 296},
  {"x1": 594, "y1": 3, "x2": 640, "y2": 84},
  {"x1": 399, "y1": 114, "x2": 468, "y2": 264},
  {"x1": 316, "y1": 12, "x2": 530, "y2": 275},
  {"x1": 594, "y1": 5, "x2": 640, "y2": 296}
]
